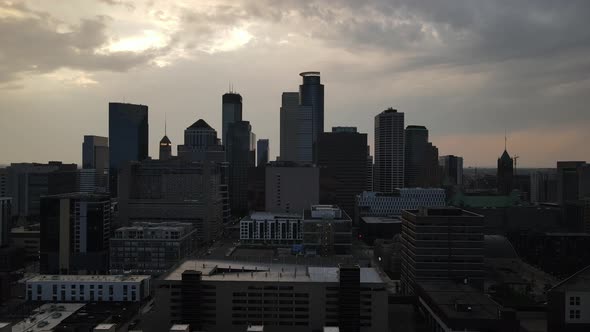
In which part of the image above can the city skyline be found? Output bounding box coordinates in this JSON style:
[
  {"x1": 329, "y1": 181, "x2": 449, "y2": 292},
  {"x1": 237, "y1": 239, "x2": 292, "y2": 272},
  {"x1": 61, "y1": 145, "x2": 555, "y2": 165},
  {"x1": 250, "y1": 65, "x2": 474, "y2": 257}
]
[{"x1": 1, "y1": 0, "x2": 590, "y2": 167}]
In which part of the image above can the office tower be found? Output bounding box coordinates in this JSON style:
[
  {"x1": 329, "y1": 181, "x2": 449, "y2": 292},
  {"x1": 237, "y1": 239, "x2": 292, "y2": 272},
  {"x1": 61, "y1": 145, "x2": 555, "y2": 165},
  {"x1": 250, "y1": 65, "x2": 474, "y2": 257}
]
[
  {"x1": 265, "y1": 162, "x2": 319, "y2": 214},
  {"x1": 374, "y1": 108, "x2": 405, "y2": 192},
  {"x1": 155, "y1": 261, "x2": 387, "y2": 332},
  {"x1": 82, "y1": 136, "x2": 108, "y2": 170},
  {"x1": 404, "y1": 125, "x2": 441, "y2": 187},
  {"x1": 557, "y1": 161, "x2": 590, "y2": 204},
  {"x1": 0, "y1": 168, "x2": 7, "y2": 197},
  {"x1": 280, "y1": 92, "x2": 313, "y2": 163},
  {"x1": 317, "y1": 127, "x2": 368, "y2": 218},
  {"x1": 299, "y1": 71, "x2": 325, "y2": 155},
  {"x1": 118, "y1": 158, "x2": 224, "y2": 244},
  {"x1": 366, "y1": 148, "x2": 373, "y2": 191},
  {"x1": 159, "y1": 135, "x2": 172, "y2": 160},
  {"x1": 0, "y1": 198, "x2": 11, "y2": 247},
  {"x1": 256, "y1": 139, "x2": 269, "y2": 167},
  {"x1": 303, "y1": 205, "x2": 352, "y2": 255},
  {"x1": 497, "y1": 148, "x2": 514, "y2": 195},
  {"x1": 222, "y1": 92, "x2": 243, "y2": 146},
  {"x1": 439, "y1": 155, "x2": 464, "y2": 186},
  {"x1": 108, "y1": 102, "x2": 149, "y2": 196},
  {"x1": 4, "y1": 162, "x2": 77, "y2": 219},
  {"x1": 40, "y1": 193, "x2": 111, "y2": 274},
  {"x1": 178, "y1": 119, "x2": 225, "y2": 162},
  {"x1": 110, "y1": 222, "x2": 197, "y2": 275},
  {"x1": 178, "y1": 119, "x2": 229, "y2": 223},
  {"x1": 227, "y1": 121, "x2": 255, "y2": 216},
  {"x1": 400, "y1": 207, "x2": 484, "y2": 294}
]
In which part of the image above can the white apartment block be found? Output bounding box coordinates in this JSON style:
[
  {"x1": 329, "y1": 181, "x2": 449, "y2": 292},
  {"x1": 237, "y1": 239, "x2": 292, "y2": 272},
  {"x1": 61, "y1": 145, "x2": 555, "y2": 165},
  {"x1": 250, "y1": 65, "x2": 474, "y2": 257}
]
[
  {"x1": 26, "y1": 274, "x2": 151, "y2": 302},
  {"x1": 356, "y1": 189, "x2": 446, "y2": 218}
]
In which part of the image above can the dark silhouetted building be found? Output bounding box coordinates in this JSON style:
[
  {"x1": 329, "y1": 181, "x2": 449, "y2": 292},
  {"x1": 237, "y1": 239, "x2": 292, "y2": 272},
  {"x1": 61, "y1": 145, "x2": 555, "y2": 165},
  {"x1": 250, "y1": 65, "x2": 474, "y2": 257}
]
[
  {"x1": 299, "y1": 71, "x2": 325, "y2": 160},
  {"x1": 0, "y1": 198, "x2": 10, "y2": 247},
  {"x1": 400, "y1": 207, "x2": 484, "y2": 294},
  {"x1": 118, "y1": 158, "x2": 224, "y2": 244},
  {"x1": 40, "y1": 193, "x2": 111, "y2": 274},
  {"x1": 222, "y1": 92, "x2": 243, "y2": 147},
  {"x1": 265, "y1": 162, "x2": 319, "y2": 214},
  {"x1": 317, "y1": 127, "x2": 368, "y2": 218},
  {"x1": 280, "y1": 92, "x2": 313, "y2": 163},
  {"x1": 548, "y1": 265, "x2": 590, "y2": 332},
  {"x1": 82, "y1": 135, "x2": 108, "y2": 170},
  {"x1": 374, "y1": 108, "x2": 404, "y2": 192},
  {"x1": 303, "y1": 205, "x2": 352, "y2": 255},
  {"x1": 557, "y1": 161, "x2": 590, "y2": 205},
  {"x1": 497, "y1": 149, "x2": 514, "y2": 195},
  {"x1": 108, "y1": 102, "x2": 149, "y2": 196},
  {"x1": 404, "y1": 125, "x2": 441, "y2": 188},
  {"x1": 439, "y1": 155, "x2": 463, "y2": 187},
  {"x1": 531, "y1": 170, "x2": 558, "y2": 203},
  {"x1": 227, "y1": 121, "x2": 255, "y2": 216},
  {"x1": 159, "y1": 135, "x2": 172, "y2": 160},
  {"x1": 256, "y1": 139, "x2": 269, "y2": 167}
]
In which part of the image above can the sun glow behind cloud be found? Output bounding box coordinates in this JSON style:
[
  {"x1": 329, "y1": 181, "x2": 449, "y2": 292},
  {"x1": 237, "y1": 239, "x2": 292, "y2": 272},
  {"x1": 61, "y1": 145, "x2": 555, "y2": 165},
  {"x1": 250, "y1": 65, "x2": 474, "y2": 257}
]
[
  {"x1": 107, "y1": 30, "x2": 168, "y2": 52},
  {"x1": 202, "y1": 27, "x2": 253, "y2": 54}
]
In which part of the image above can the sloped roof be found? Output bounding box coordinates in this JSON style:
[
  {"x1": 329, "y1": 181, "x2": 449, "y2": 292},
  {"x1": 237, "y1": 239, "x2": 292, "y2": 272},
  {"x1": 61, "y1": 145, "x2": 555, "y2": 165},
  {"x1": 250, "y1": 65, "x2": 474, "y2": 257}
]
[
  {"x1": 160, "y1": 135, "x2": 171, "y2": 144},
  {"x1": 500, "y1": 149, "x2": 512, "y2": 161},
  {"x1": 188, "y1": 119, "x2": 213, "y2": 129}
]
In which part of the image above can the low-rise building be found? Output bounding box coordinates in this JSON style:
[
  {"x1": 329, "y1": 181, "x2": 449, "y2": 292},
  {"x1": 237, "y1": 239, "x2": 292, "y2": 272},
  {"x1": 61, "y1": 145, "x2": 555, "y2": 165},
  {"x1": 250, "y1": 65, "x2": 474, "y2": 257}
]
[
  {"x1": 359, "y1": 216, "x2": 401, "y2": 245},
  {"x1": 10, "y1": 224, "x2": 40, "y2": 261},
  {"x1": 110, "y1": 222, "x2": 197, "y2": 275},
  {"x1": 25, "y1": 274, "x2": 151, "y2": 302},
  {"x1": 548, "y1": 264, "x2": 590, "y2": 332},
  {"x1": 240, "y1": 212, "x2": 303, "y2": 246},
  {"x1": 152, "y1": 260, "x2": 388, "y2": 332},
  {"x1": 303, "y1": 205, "x2": 352, "y2": 255}
]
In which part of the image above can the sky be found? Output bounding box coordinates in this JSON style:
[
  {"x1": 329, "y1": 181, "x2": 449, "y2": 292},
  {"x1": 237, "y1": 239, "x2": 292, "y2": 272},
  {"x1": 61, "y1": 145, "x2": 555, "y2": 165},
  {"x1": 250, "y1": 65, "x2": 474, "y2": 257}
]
[{"x1": 0, "y1": 0, "x2": 589, "y2": 167}]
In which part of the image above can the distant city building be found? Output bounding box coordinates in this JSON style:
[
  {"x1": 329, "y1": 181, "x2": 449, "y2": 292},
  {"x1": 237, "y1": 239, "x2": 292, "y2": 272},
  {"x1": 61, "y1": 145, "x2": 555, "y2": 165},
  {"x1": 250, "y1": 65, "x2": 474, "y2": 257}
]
[
  {"x1": 118, "y1": 158, "x2": 224, "y2": 244},
  {"x1": 227, "y1": 121, "x2": 255, "y2": 216},
  {"x1": 159, "y1": 135, "x2": 172, "y2": 160},
  {"x1": 548, "y1": 265, "x2": 590, "y2": 332},
  {"x1": 240, "y1": 212, "x2": 303, "y2": 245},
  {"x1": 497, "y1": 148, "x2": 514, "y2": 195},
  {"x1": 0, "y1": 168, "x2": 7, "y2": 197},
  {"x1": 374, "y1": 108, "x2": 404, "y2": 192},
  {"x1": 26, "y1": 274, "x2": 151, "y2": 302},
  {"x1": 82, "y1": 135, "x2": 109, "y2": 170},
  {"x1": 265, "y1": 163, "x2": 319, "y2": 214},
  {"x1": 154, "y1": 260, "x2": 387, "y2": 332},
  {"x1": 40, "y1": 193, "x2": 111, "y2": 274},
  {"x1": 355, "y1": 189, "x2": 446, "y2": 224},
  {"x1": 317, "y1": 127, "x2": 368, "y2": 218},
  {"x1": 78, "y1": 168, "x2": 109, "y2": 193},
  {"x1": 359, "y1": 216, "x2": 401, "y2": 245},
  {"x1": 299, "y1": 72, "x2": 325, "y2": 158},
  {"x1": 404, "y1": 125, "x2": 441, "y2": 187},
  {"x1": 222, "y1": 92, "x2": 243, "y2": 147},
  {"x1": 564, "y1": 199, "x2": 590, "y2": 233},
  {"x1": 0, "y1": 198, "x2": 11, "y2": 247},
  {"x1": 366, "y1": 149, "x2": 373, "y2": 191},
  {"x1": 4, "y1": 162, "x2": 77, "y2": 218},
  {"x1": 557, "y1": 161, "x2": 590, "y2": 204},
  {"x1": 280, "y1": 92, "x2": 313, "y2": 163},
  {"x1": 177, "y1": 119, "x2": 229, "y2": 223},
  {"x1": 256, "y1": 139, "x2": 269, "y2": 167},
  {"x1": 415, "y1": 281, "x2": 520, "y2": 332},
  {"x1": 400, "y1": 207, "x2": 484, "y2": 294},
  {"x1": 439, "y1": 155, "x2": 464, "y2": 186},
  {"x1": 530, "y1": 171, "x2": 557, "y2": 203},
  {"x1": 10, "y1": 224, "x2": 40, "y2": 261},
  {"x1": 110, "y1": 222, "x2": 197, "y2": 275},
  {"x1": 303, "y1": 205, "x2": 352, "y2": 255},
  {"x1": 108, "y1": 102, "x2": 149, "y2": 197}
]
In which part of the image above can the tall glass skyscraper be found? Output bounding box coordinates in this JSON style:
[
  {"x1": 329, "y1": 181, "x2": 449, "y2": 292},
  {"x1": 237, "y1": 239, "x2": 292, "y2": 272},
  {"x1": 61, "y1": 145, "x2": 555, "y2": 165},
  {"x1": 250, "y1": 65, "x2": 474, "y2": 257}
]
[
  {"x1": 299, "y1": 72, "x2": 324, "y2": 160},
  {"x1": 108, "y1": 102, "x2": 148, "y2": 196},
  {"x1": 374, "y1": 108, "x2": 405, "y2": 192},
  {"x1": 222, "y1": 92, "x2": 243, "y2": 147}
]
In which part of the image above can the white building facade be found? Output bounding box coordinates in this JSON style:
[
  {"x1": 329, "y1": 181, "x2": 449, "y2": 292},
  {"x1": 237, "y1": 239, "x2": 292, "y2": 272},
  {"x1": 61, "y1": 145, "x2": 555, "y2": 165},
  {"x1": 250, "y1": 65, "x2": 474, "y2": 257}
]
[
  {"x1": 240, "y1": 212, "x2": 303, "y2": 245},
  {"x1": 356, "y1": 189, "x2": 446, "y2": 218}
]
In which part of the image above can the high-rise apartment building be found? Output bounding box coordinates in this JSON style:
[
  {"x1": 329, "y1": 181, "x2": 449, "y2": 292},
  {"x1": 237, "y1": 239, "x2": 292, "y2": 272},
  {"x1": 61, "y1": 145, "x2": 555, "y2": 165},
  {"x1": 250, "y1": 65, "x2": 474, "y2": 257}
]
[
  {"x1": 108, "y1": 102, "x2": 149, "y2": 196},
  {"x1": 400, "y1": 207, "x2": 484, "y2": 294},
  {"x1": 265, "y1": 163, "x2": 319, "y2": 214},
  {"x1": 317, "y1": 127, "x2": 368, "y2": 218},
  {"x1": 557, "y1": 161, "x2": 590, "y2": 204},
  {"x1": 439, "y1": 155, "x2": 464, "y2": 186},
  {"x1": 82, "y1": 136, "x2": 109, "y2": 170},
  {"x1": 497, "y1": 149, "x2": 514, "y2": 195},
  {"x1": 404, "y1": 125, "x2": 441, "y2": 187},
  {"x1": 374, "y1": 108, "x2": 405, "y2": 192},
  {"x1": 117, "y1": 158, "x2": 224, "y2": 244},
  {"x1": 0, "y1": 197, "x2": 11, "y2": 247},
  {"x1": 256, "y1": 139, "x2": 269, "y2": 167},
  {"x1": 280, "y1": 92, "x2": 313, "y2": 163},
  {"x1": 222, "y1": 92, "x2": 243, "y2": 147},
  {"x1": 40, "y1": 193, "x2": 111, "y2": 274},
  {"x1": 227, "y1": 121, "x2": 255, "y2": 216}
]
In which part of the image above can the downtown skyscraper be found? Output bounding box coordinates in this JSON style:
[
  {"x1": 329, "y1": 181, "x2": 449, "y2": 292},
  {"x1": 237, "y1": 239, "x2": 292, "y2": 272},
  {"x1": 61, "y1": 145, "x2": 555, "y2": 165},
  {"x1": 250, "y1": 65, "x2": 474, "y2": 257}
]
[
  {"x1": 374, "y1": 108, "x2": 405, "y2": 192},
  {"x1": 108, "y1": 102, "x2": 148, "y2": 196},
  {"x1": 404, "y1": 125, "x2": 441, "y2": 187},
  {"x1": 222, "y1": 92, "x2": 243, "y2": 147}
]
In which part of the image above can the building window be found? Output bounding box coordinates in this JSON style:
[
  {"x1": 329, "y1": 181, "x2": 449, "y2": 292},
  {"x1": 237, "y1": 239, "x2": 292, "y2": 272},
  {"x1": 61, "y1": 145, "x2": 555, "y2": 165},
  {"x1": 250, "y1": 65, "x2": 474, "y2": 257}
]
[
  {"x1": 570, "y1": 310, "x2": 581, "y2": 319},
  {"x1": 570, "y1": 296, "x2": 581, "y2": 306}
]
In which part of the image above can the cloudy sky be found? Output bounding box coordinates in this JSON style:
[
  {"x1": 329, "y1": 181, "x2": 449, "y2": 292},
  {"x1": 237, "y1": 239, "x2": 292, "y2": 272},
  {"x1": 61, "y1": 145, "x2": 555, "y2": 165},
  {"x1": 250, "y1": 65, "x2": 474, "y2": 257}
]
[{"x1": 1, "y1": 0, "x2": 589, "y2": 167}]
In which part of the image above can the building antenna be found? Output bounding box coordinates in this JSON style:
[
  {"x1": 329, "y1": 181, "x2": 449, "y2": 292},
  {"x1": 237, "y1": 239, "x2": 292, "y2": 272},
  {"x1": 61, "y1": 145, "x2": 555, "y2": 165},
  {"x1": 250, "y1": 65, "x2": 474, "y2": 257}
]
[
  {"x1": 504, "y1": 129, "x2": 507, "y2": 151},
  {"x1": 164, "y1": 112, "x2": 167, "y2": 136}
]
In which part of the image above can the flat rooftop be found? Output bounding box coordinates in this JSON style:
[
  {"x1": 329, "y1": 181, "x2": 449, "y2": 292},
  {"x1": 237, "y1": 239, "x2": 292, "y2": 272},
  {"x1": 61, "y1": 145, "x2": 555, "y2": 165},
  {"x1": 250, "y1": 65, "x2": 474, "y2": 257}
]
[
  {"x1": 11, "y1": 303, "x2": 85, "y2": 332},
  {"x1": 161, "y1": 259, "x2": 383, "y2": 284},
  {"x1": 361, "y1": 216, "x2": 401, "y2": 224},
  {"x1": 244, "y1": 212, "x2": 302, "y2": 221},
  {"x1": 26, "y1": 274, "x2": 150, "y2": 283}
]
